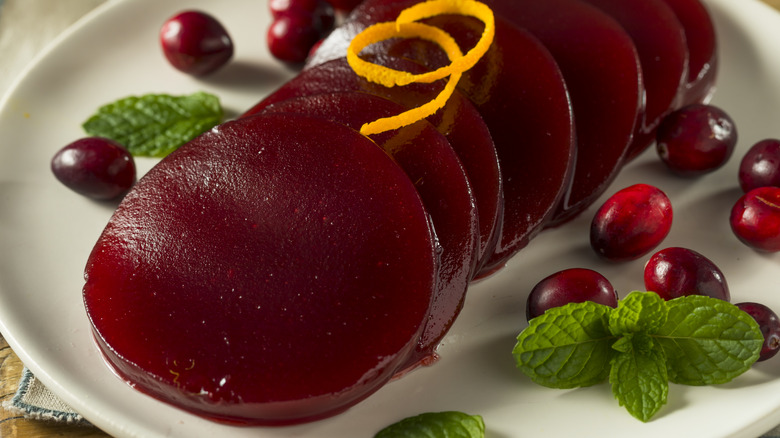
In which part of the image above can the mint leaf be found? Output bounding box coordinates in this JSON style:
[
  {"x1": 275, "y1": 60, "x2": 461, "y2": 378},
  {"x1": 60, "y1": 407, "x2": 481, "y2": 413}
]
[
  {"x1": 374, "y1": 411, "x2": 485, "y2": 438},
  {"x1": 610, "y1": 340, "x2": 668, "y2": 422},
  {"x1": 653, "y1": 295, "x2": 763, "y2": 385},
  {"x1": 82, "y1": 91, "x2": 223, "y2": 157},
  {"x1": 609, "y1": 291, "x2": 667, "y2": 335},
  {"x1": 513, "y1": 302, "x2": 616, "y2": 388},
  {"x1": 513, "y1": 291, "x2": 763, "y2": 423}
]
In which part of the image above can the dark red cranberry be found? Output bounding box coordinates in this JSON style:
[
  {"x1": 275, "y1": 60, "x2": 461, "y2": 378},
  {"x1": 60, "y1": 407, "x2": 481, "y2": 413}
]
[
  {"x1": 590, "y1": 184, "x2": 673, "y2": 262},
  {"x1": 526, "y1": 268, "x2": 618, "y2": 321},
  {"x1": 735, "y1": 302, "x2": 780, "y2": 362},
  {"x1": 739, "y1": 139, "x2": 780, "y2": 192},
  {"x1": 655, "y1": 104, "x2": 737, "y2": 176},
  {"x1": 269, "y1": 0, "x2": 311, "y2": 17},
  {"x1": 51, "y1": 137, "x2": 136, "y2": 200},
  {"x1": 730, "y1": 186, "x2": 780, "y2": 252},
  {"x1": 644, "y1": 247, "x2": 730, "y2": 302},
  {"x1": 269, "y1": 0, "x2": 335, "y2": 32},
  {"x1": 267, "y1": 14, "x2": 324, "y2": 64},
  {"x1": 326, "y1": 0, "x2": 362, "y2": 12},
  {"x1": 160, "y1": 11, "x2": 234, "y2": 76}
]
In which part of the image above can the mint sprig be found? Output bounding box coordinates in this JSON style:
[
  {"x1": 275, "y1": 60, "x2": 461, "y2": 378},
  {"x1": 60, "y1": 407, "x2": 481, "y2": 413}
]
[
  {"x1": 512, "y1": 291, "x2": 763, "y2": 422},
  {"x1": 374, "y1": 411, "x2": 485, "y2": 438},
  {"x1": 82, "y1": 91, "x2": 223, "y2": 157},
  {"x1": 513, "y1": 303, "x2": 613, "y2": 388},
  {"x1": 657, "y1": 295, "x2": 764, "y2": 385}
]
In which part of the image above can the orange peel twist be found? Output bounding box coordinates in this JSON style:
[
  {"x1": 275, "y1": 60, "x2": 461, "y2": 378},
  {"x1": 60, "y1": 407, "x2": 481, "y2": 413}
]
[{"x1": 346, "y1": 0, "x2": 495, "y2": 136}]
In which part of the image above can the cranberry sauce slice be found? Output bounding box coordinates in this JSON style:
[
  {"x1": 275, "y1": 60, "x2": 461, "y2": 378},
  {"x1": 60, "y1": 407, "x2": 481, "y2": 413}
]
[
  {"x1": 658, "y1": 0, "x2": 718, "y2": 105},
  {"x1": 398, "y1": 14, "x2": 577, "y2": 276},
  {"x1": 258, "y1": 91, "x2": 479, "y2": 368},
  {"x1": 84, "y1": 113, "x2": 438, "y2": 425},
  {"x1": 244, "y1": 57, "x2": 503, "y2": 271},
  {"x1": 483, "y1": 0, "x2": 643, "y2": 226},
  {"x1": 582, "y1": 0, "x2": 689, "y2": 161},
  {"x1": 306, "y1": 2, "x2": 576, "y2": 276}
]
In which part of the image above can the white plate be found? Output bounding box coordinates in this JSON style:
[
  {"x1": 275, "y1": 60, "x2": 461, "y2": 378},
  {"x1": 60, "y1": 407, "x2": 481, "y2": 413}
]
[{"x1": 1, "y1": 0, "x2": 780, "y2": 436}]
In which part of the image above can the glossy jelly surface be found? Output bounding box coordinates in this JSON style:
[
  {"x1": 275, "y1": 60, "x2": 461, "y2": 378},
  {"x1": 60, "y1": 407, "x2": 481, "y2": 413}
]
[
  {"x1": 583, "y1": 0, "x2": 689, "y2": 160},
  {"x1": 659, "y1": 0, "x2": 718, "y2": 105},
  {"x1": 308, "y1": 2, "x2": 576, "y2": 275},
  {"x1": 259, "y1": 91, "x2": 479, "y2": 368},
  {"x1": 246, "y1": 57, "x2": 503, "y2": 270},
  {"x1": 485, "y1": 0, "x2": 643, "y2": 226},
  {"x1": 84, "y1": 113, "x2": 437, "y2": 425}
]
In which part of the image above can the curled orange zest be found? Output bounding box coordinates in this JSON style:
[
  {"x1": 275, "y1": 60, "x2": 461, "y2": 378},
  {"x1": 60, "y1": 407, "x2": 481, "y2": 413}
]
[{"x1": 346, "y1": 0, "x2": 495, "y2": 136}]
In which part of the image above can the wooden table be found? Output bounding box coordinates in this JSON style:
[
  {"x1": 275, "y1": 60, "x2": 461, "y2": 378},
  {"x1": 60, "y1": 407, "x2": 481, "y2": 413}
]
[
  {"x1": 0, "y1": 337, "x2": 109, "y2": 437},
  {"x1": 1, "y1": 1, "x2": 780, "y2": 437}
]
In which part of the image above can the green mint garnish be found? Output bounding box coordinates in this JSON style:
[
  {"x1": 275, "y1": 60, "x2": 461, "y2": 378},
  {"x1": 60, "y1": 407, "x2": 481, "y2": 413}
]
[
  {"x1": 82, "y1": 91, "x2": 223, "y2": 157},
  {"x1": 656, "y1": 295, "x2": 764, "y2": 386},
  {"x1": 513, "y1": 303, "x2": 614, "y2": 388},
  {"x1": 609, "y1": 335, "x2": 669, "y2": 422},
  {"x1": 512, "y1": 291, "x2": 763, "y2": 422},
  {"x1": 374, "y1": 411, "x2": 485, "y2": 438}
]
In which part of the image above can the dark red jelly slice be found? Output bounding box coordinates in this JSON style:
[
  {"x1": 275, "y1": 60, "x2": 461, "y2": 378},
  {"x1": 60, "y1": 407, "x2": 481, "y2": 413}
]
[
  {"x1": 245, "y1": 57, "x2": 503, "y2": 272},
  {"x1": 582, "y1": 0, "x2": 689, "y2": 160},
  {"x1": 306, "y1": 2, "x2": 576, "y2": 276},
  {"x1": 258, "y1": 91, "x2": 479, "y2": 369},
  {"x1": 434, "y1": 15, "x2": 575, "y2": 275},
  {"x1": 658, "y1": 0, "x2": 718, "y2": 105},
  {"x1": 484, "y1": 0, "x2": 643, "y2": 226},
  {"x1": 84, "y1": 113, "x2": 438, "y2": 425}
]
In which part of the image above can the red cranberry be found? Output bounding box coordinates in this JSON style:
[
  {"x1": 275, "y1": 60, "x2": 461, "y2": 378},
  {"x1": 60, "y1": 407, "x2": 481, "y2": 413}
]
[
  {"x1": 730, "y1": 186, "x2": 780, "y2": 252},
  {"x1": 526, "y1": 268, "x2": 618, "y2": 321},
  {"x1": 655, "y1": 104, "x2": 737, "y2": 176},
  {"x1": 160, "y1": 11, "x2": 234, "y2": 76},
  {"x1": 590, "y1": 184, "x2": 673, "y2": 262},
  {"x1": 739, "y1": 139, "x2": 780, "y2": 192},
  {"x1": 735, "y1": 302, "x2": 780, "y2": 362},
  {"x1": 269, "y1": 0, "x2": 335, "y2": 32},
  {"x1": 51, "y1": 137, "x2": 136, "y2": 200},
  {"x1": 644, "y1": 247, "x2": 730, "y2": 302},
  {"x1": 266, "y1": 0, "x2": 334, "y2": 64},
  {"x1": 326, "y1": 0, "x2": 362, "y2": 12},
  {"x1": 267, "y1": 14, "x2": 325, "y2": 64}
]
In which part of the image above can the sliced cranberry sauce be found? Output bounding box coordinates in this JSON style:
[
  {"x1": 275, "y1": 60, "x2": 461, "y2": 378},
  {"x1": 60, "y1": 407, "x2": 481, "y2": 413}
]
[
  {"x1": 258, "y1": 91, "x2": 479, "y2": 369},
  {"x1": 658, "y1": 0, "x2": 718, "y2": 105},
  {"x1": 582, "y1": 0, "x2": 689, "y2": 161},
  {"x1": 484, "y1": 0, "x2": 643, "y2": 226},
  {"x1": 83, "y1": 0, "x2": 721, "y2": 426},
  {"x1": 245, "y1": 57, "x2": 504, "y2": 272},
  {"x1": 84, "y1": 113, "x2": 438, "y2": 425},
  {"x1": 307, "y1": 0, "x2": 576, "y2": 276}
]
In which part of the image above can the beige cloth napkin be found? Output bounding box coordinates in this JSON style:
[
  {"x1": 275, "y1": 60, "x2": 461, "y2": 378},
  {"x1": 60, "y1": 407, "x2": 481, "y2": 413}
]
[{"x1": 4, "y1": 367, "x2": 87, "y2": 424}]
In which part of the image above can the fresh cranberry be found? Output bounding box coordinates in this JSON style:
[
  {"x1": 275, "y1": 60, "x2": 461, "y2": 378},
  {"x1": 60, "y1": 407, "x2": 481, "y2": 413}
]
[
  {"x1": 590, "y1": 184, "x2": 673, "y2": 262},
  {"x1": 735, "y1": 302, "x2": 780, "y2": 362},
  {"x1": 269, "y1": 0, "x2": 335, "y2": 32},
  {"x1": 326, "y1": 0, "x2": 362, "y2": 12},
  {"x1": 526, "y1": 268, "x2": 618, "y2": 321},
  {"x1": 51, "y1": 137, "x2": 136, "y2": 200},
  {"x1": 730, "y1": 186, "x2": 780, "y2": 252},
  {"x1": 644, "y1": 247, "x2": 730, "y2": 302},
  {"x1": 739, "y1": 139, "x2": 780, "y2": 192},
  {"x1": 655, "y1": 104, "x2": 737, "y2": 176},
  {"x1": 160, "y1": 11, "x2": 234, "y2": 76},
  {"x1": 266, "y1": 0, "x2": 334, "y2": 64},
  {"x1": 267, "y1": 14, "x2": 326, "y2": 64}
]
